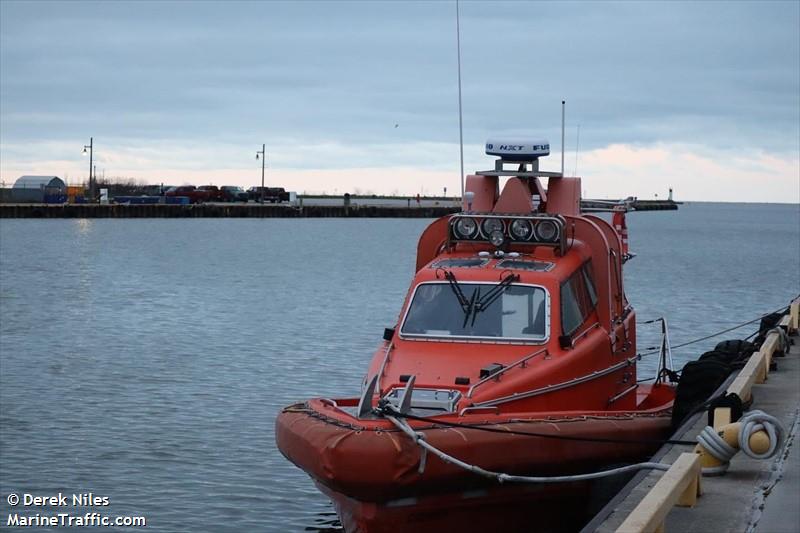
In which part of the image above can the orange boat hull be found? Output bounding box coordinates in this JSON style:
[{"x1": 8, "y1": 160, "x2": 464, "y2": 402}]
[
  {"x1": 317, "y1": 476, "x2": 599, "y2": 533},
  {"x1": 276, "y1": 397, "x2": 673, "y2": 531}
]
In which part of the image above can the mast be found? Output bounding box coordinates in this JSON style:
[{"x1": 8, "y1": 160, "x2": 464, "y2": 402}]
[{"x1": 456, "y1": 0, "x2": 465, "y2": 198}]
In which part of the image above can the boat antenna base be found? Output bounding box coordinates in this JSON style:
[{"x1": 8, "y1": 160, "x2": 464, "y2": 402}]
[{"x1": 477, "y1": 158, "x2": 563, "y2": 179}]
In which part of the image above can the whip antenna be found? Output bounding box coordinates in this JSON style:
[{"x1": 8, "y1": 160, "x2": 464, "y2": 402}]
[
  {"x1": 561, "y1": 100, "x2": 565, "y2": 176},
  {"x1": 456, "y1": 0, "x2": 465, "y2": 198}
]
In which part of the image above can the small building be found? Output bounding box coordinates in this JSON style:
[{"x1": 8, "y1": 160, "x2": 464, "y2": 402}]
[{"x1": 11, "y1": 175, "x2": 67, "y2": 203}]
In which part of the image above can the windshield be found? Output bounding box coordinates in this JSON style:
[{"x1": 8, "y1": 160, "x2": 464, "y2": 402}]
[{"x1": 401, "y1": 282, "x2": 548, "y2": 341}]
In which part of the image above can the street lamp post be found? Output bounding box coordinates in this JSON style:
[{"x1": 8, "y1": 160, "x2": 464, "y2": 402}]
[
  {"x1": 82, "y1": 137, "x2": 93, "y2": 201},
  {"x1": 255, "y1": 144, "x2": 266, "y2": 204}
]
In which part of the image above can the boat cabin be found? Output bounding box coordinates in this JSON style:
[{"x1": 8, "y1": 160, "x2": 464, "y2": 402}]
[{"x1": 368, "y1": 138, "x2": 637, "y2": 413}]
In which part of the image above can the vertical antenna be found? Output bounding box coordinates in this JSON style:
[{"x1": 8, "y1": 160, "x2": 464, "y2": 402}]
[
  {"x1": 456, "y1": 0, "x2": 465, "y2": 198},
  {"x1": 573, "y1": 124, "x2": 580, "y2": 176},
  {"x1": 560, "y1": 100, "x2": 565, "y2": 177}
]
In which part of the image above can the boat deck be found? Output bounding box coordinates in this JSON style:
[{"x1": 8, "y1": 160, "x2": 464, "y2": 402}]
[{"x1": 588, "y1": 328, "x2": 800, "y2": 533}]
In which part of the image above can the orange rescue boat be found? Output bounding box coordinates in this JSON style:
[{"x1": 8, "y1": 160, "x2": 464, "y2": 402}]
[{"x1": 276, "y1": 139, "x2": 677, "y2": 532}]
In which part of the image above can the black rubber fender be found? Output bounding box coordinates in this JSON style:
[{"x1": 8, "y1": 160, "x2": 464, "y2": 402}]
[{"x1": 670, "y1": 359, "x2": 733, "y2": 429}]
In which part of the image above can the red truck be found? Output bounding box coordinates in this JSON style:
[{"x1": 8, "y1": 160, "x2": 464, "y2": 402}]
[
  {"x1": 165, "y1": 186, "x2": 209, "y2": 204},
  {"x1": 197, "y1": 185, "x2": 225, "y2": 202}
]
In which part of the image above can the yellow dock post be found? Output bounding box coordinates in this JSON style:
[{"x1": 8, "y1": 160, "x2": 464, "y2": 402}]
[{"x1": 616, "y1": 453, "x2": 701, "y2": 533}]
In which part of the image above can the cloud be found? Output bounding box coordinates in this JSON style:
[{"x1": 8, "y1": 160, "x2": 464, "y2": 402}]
[
  {"x1": 2, "y1": 136, "x2": 796, "y2": 203},
  {"x1": 1, "y1": 1, "x2": 798, "y2": 200},
  {"x1": 578, "y1": 143, "x2": 799, "y2": 203}
]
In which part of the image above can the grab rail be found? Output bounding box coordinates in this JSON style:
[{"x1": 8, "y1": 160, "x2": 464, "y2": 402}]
[
  {"x1": 473, "y1": 357, "x2": 637, "y2": 408},
  {"x1": 458, "y1": 405, "x2": 499, "y2": 416},
  {"x1": 376, "y1": 341, "x2": 394, "y2": 395},
  {"x1": 466, "y1": 347, "x2": 548, "y2": 398}
]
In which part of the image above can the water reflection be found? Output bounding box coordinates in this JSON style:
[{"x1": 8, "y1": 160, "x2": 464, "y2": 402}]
[
  {"x1": 75, "y1": 217, "x2": 94, "y2": 234},
  {"x1": 0, "y1": 207, "x2": 797, "y2": 532},
  {"x1": 304, "y1": 509, "x2": 342, "y2": 532}
]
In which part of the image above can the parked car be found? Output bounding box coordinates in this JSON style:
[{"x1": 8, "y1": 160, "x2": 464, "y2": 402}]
[
  {"x1": 247, "y1": 186, "x2": 290, "y2": 203},
  {"x1": 165, "y1": 185, "x2": 207, "y2": 204},
  {"x1": 220, "y1": 186, "x2": 249, "y2": 202},
  {"x1": 197, "y1": 185, "x2": 224, "y2": 202}
]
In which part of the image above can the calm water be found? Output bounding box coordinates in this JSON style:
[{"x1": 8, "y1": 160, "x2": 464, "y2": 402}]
[{"x1": 1, "y1": 203, "x2": 798, "y2": 532}]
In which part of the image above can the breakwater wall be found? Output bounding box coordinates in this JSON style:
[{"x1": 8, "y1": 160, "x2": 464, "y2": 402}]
[
  {"x1": 630, "y1": 200, "x2": 680, "y2": 211},
  {"x1": 0, "y1": 203, "x2": 461, "y2": 219},
  {"x1": 581, "y1": 199, "x2": 680, "y2": 211},
  {"x1": 1, "y1": 199, "x2": 679, "y2": 219}
]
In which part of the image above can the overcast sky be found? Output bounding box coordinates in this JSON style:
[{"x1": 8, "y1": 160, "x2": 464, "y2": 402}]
[{"x1": 1, "y1": 0, "x2": 798, "y2": 201}]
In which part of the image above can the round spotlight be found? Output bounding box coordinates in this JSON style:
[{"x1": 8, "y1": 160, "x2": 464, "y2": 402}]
[
  {"x1": 534, "y1": 219, "x2": 559, "y2": 242},
  {"x1": 453, "y1": 217, "x2": 478, "y2": 239},
  {"x1": 510, "y1": 219, "x2": 534, "y2": 241},
  {"x1": 489, "y1": 230, "x2": 505, "y2": 248},
  {"x1": 481, "y1": 217, "x2": 504, "y2": 238}
]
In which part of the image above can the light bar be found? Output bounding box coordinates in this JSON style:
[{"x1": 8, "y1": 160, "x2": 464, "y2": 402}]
[{"x1": 449, "y1": 214, "x2": 564, "y2": 249}]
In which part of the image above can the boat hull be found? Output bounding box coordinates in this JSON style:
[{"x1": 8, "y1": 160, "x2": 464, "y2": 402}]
[
  {"x1": 317, "y1": 476, "x2": 600, "y2": 533},
  {"x1": 276, "y1": 398, "x2": 673, "y2": 530}
]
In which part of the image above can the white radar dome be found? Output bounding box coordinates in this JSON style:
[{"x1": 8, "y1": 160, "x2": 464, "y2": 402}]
[{"x1": 485, "y1": 138, "x2": 550, "y2": 161}]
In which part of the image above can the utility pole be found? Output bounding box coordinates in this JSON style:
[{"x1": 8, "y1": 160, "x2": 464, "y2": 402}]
[
  {"x1": 256, "y1": 144, "x2": 266, "y2": 204},
  {"x1": 82, "y1": 137, "x2": 94, "y2": 201}
]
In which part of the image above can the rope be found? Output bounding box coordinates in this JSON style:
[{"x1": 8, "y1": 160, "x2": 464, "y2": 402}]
[
  {"x1": 637, "y1": 305, "x2": 788, "y2": 358},
  {"x1": 768, "y1": 327, "x2": 791, "y2": 356},
  {"x1": 696, "y1": 426, "x2": 737, "y2": 475},
  {"x1": 696, "y1": 409, "x2": 785, "y2": 474},
  {"x1": 385, "y1": 413, "x2": 670, "y2": 483},
  {"x1": 739, "y1": 410, "x2": 785, "y2": 459},
  {"x1": 386, "y1": 407, "x2": 697, "y2": 446}
]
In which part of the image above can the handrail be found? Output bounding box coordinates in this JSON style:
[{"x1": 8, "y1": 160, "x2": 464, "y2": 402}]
[
  {"x1": 608, "y1": 384, "x2": 638, "y2": 405},
  {"x1": 458, "y1": 405, "x2": 499, "y2": 416},
  {"x1": 466, "y1": 347, "x2": 548, "y2": 398},
  {"x1": 790, "y1": 297, "x2": 799, "y2": 332},
  {"x1": 474, "y1": 357, "x2": 637, "y2": 408},
  {"x1": 573, "y1": 322, "x2": 601, "y2": 345},
  {"x1": 376, "y1": 341, "x2": 394, "y2": 395},
  {"x1": 616, "y1": 452, "x2": 701, "y2": 533}
]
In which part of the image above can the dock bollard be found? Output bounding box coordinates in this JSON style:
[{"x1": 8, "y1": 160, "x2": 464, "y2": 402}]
[{"x1": 695, "y1": 409, "x2": 784, "y2": 475}]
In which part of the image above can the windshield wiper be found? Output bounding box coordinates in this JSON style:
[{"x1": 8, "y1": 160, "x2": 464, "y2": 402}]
[
  {"x1": 444, "y1": 270, "x2": 470, "y2": 314},
  {"x1": 472, "y1": 273, "x2": 520, "y2": 317},
  {"x1": 465, "y1": 286, "x2": 481, "y2": 328},
  {"x1": 446, "y1": 271, "x2": 520, "y2": 327}
]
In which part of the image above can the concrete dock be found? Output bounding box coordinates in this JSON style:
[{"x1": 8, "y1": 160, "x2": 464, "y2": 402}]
[
  {"x1": 0, "y1": 198, "x2": 678, "y2": 218},
  {"x1": 0, "y1": 203, "x2": 460, "y2": 218},
  {"x1": 589, "y1": 322, "x2": 800, "y2": 532}
]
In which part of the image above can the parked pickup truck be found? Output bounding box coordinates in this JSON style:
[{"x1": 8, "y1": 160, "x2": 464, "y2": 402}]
[
  {"x1": 197, "y1": 185, "x2": 225, "y2": 202},
  {"x1": 247, "y1": 186, "x2": 290, "y2": 203},
  {"x1": 220, "y1": 186, "x2": 249, "y2": 202},
  {"x1": 165, "y1": 185, "x2": 208, "y2": 204}
]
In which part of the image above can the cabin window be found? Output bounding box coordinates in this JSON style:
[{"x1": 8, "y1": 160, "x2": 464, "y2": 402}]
[
  {"x1": 495, "y1": 259, "x2": 554, "y2": 272},
  {"x1": 431, "y1": 258, "x2": 489, "y2": 269},
  {"x1": 401, "y1": 282, "x2": 548, "y2": 342},
  {"x1": 583, "y1": 262, "x2": 598, "y2": 308},
  {"x1": 560, "y1": 281, "x2": 583, "y2": 336},
  {"x1": 560, "y1": 262, "x2": 598, "y2": 336}
]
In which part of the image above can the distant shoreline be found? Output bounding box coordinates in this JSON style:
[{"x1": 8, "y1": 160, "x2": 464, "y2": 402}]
[
  {"x1": 0, "y1": 198, "x2": 683, "y2": 219},
  {"x1": 0, "y1": 203, "x2": 461, "y2": 219}
]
